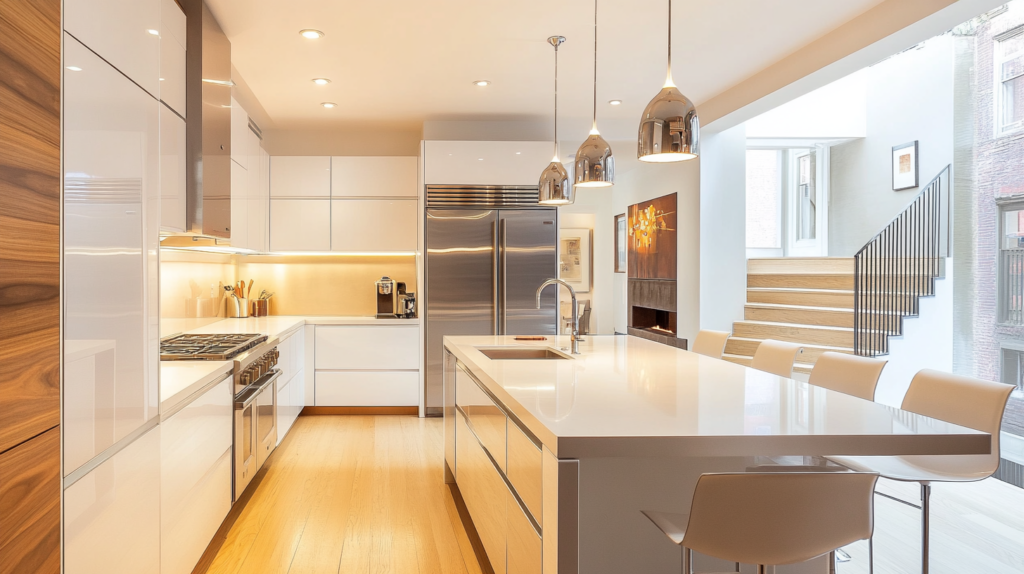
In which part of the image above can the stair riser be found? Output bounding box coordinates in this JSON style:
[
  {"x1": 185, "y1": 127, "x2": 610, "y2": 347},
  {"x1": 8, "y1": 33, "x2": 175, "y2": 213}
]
[
  {"x1": 748, "y1": 274, "x2": 855, "y2": 290},
  {"x1": 733, "y1": 322, "x2": 854, "y2": 347},
  {"x1": 724, "y1": 339, "x2": 851, "y2": 362},
  {"x1": 746, "y1": 290, "x2": 855, "y2": 308},
  {"x1": 744, "y1": 306, "x2": 854, "y2": 328}
]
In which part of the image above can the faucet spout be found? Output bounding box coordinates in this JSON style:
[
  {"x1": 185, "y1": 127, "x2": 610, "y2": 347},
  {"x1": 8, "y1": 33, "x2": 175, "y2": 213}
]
[{"x1": 536, "y1": 279, "x2": 582, "y2": 354}]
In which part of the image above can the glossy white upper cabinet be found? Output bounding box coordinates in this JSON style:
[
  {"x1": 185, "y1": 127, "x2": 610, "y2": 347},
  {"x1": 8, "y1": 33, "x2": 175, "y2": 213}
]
[
  {"x1": 331, "y1": 156, "x2": 417, "y2": 197},
  {"x1": 64, "y1": 34, "x2": 160, "y2": 454},
  {"x1": 158, "y1": 0, "x2": 186, "y2": 116},
  {"x1": 230, "y1": 159, "x2": 248, "y2": 250},
  {"x1": 270, "y1": 156, "x2": 331, "y2": 197},
  {"x1": 270, "y1": 199, "x2": 331, "y2": 251},
  {"x1": 331, "y1": 199, "x2": 417, "y2": 252},
  {"x1": 230, "y1": 97, "x2": 249, "y2": 169},
  {"x1": 64, "y1": 426, "x2": 161, "y2": 574},
  {"x1": 160, "y1": 105, "x2": 186, "y2": 232},
  {"x1": 423, "y1": 141, "x2": 552, "y2": 186},
  {"x1": 248, "y1": 141, "x2": 268, "y2": 252},
  {"x1": 161, "y1": 378, "x2": 232, "y2": 574},
  {"x1": 65, "y1": 0, "x2": 161, "y2": 97}
]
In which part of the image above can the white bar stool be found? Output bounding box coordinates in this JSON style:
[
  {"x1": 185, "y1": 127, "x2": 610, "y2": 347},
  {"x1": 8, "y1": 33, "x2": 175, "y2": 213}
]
[
  {"x1": 692, "y1": 330, "x2": 730, "y2": 359},
  {"x1": 643, "y1": 472, "x2": 878, "y2": 574},
  {"x1": 807, "y1": 352, "x2": 887, "y2": 401},
  {"x1": 750, "y1": 339, "x2": 804, "y2": 378},
  {"x1": 829, "y1": 369, "x2": 1013, "y2": 574}
]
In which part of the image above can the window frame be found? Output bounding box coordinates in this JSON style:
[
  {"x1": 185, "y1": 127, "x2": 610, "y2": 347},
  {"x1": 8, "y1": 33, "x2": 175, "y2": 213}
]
[
  {"x1": 997, "y1": 198, "x2": 1024, "y2": 325},
  {"x1": 995, "y1": 25, "x2": 1024, "y2": 136}
]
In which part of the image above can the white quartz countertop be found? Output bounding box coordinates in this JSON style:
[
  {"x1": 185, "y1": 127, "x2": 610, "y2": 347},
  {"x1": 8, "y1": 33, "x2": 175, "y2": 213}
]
[{"x1": 444, "y1": 335, "x2": 990, "y2": 459}]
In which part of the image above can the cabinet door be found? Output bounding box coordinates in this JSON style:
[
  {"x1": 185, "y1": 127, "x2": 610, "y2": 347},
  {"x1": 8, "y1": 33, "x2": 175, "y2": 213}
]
[
  {"x1": 160, "y1": 105, "x2": 186, "y2": 231},
  {"x1": 65, "y1": 427, "x2": 161, "y2": 574},
  {"x1": 160, "y1": 379, "x2": 232, "y2": 574},
  {"x1": 331, "y1": 199, "x2": 417, "y2": 252},
  {"x1": 270, "y1": 199, "x2": 331, "y2": 251},
  {"x1": 231, "y1": 160, "x2": 248, "y2": 250},
  {"x1": 277, "y1": 376, "x2": 294, "y2": 442},
  {"x1": 424, "y1": 141, "x2": 551, "y2": 186},
  {"x1": 456, "y1": 411, "x2": 506, "y2": 574},
  {"x1": 331, "y1": 156, "x2": 417, "y2": 197},
  {"x1": 247, "y1": 132, "x2": 265, "y2": 252},
  {"x1": 314, "y1": 326, "x2": 419, "y2": 370},
  {"x1": 270, "y1": 156, "x2": 331, "y2": 197},
  {"x1": 230, "y1": 98, "x2": 248, "y2": 169},
  {"x1": 314, "y1": 371, "x2": 419, "y2": 406},
  {"x1": 158, "y1": 0, "x2": 186, "y2": 116},
  {"x1": 64, "y1": 0, "x2": 160, "y2": 95},
  {"x1": 0, "y1": 428, "x2": 60, "y2": 574}
]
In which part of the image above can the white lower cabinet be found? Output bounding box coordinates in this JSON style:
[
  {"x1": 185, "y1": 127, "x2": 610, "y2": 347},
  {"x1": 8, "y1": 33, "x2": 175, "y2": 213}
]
[
  {"x1": 160, "y1": 378, "x2": 233, "y2": 574},
  {"x1": 64, "y1": 426, "x2": 161, "y2": 574},
  {"x1": 315, "y1": 325, "x2": 419, "y2": 370},
  {"x1": 315, "y1": 371, "x2": 419, "y2": 406},
  {"x1": 277, "y1": 369, "x2": 304, "y2": 443}
]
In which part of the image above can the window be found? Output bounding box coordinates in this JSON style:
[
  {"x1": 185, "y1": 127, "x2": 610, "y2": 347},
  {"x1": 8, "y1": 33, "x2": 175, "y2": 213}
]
[
  {"x1": 999, "y1": 203, "x2": 1024, "y2": 324},
  {"x1": 996, "y1": 27, "x2": 1024, "y2": 135},
  {"x1": 795, "y1": 151, "x2": 817, "y2": 241},
  {"x1": 1001, "y1": 346, "x2": 1024, "y2": 396},
  {"x1": 745, "y1": 150, "x2": 782, "y2": 249}
]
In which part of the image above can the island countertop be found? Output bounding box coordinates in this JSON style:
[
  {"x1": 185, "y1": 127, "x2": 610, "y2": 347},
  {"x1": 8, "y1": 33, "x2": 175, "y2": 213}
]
[{"x1": 443, "y1": 334, "x2": 990, "y2": 459}]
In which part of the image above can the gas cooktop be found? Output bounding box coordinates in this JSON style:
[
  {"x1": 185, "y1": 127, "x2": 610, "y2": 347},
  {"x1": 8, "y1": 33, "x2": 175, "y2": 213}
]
[{"x1": 160, "y1": 333, "x2": 268, "y2": 361}]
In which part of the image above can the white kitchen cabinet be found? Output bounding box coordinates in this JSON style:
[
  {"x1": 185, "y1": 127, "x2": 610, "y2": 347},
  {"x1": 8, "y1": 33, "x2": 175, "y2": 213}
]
[
  {"x1": 231, "y1": 159, "x2": 248, "y2": 250},
  {"x1": 315, "y1": 325, "x2": 419, "y2": 370},
  {"x1": 64, "y1": 426, "x2": 161, "y2": 574},
  {"x1": 64, "y1": 34, "x2": 160, "y2": 451},
  {"x1": 247, "y1": 130, "x2": 267, "y2": 252},
  {"x1": 304, "y1": 325, "x2": 316, "y2": 406},
  {"x1": 160, "y1": 104, "x2": 187, "y2": 231},
  {"x1": 270, "y1": 156, "x2": 331, "y2": 197},
  {"x1": 160, "y1": 378, "x2": 232, "y2": 574},
  {"x1": 331, "y1": 199, "x2": 418, "y2": 252},
  {"x1": 331, "y1": 156, "x2": 417, "y2": 197},
  {"x1": 270, "y1": 199, "x2": 331, "y2": 251},
  {"x1": 315, "y1": 371, "x2": 419, "y2": 407},
  {"x1": 424, "y1": 141, "x2": 552, "y2": 186},
  {"x1": 64, "y1": 0, "x2": 161, "y2": 97},
  {"x1": 230, "y1": 97, "x2": 249, "y2": 169},
  {"x1": 277, "y1": 327, "x2": 305, "y2": 384},
  {"x1": 158, "y1": 0, "x2": 186, "y2": 116}
]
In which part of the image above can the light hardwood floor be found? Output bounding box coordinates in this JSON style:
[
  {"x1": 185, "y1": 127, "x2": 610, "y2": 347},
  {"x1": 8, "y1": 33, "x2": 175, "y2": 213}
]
[{"x1": 194, "y1": 415, "x2": 484, "y2": 574}]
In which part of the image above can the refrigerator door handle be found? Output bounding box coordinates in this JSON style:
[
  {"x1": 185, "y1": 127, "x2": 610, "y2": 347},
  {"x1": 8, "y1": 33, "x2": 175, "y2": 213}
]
[
  {"x1": 493, "y1": 219, "x2": 500, "y2": 335},
  {"x1": 500, "y1": 217, "x2": 508, "y2": 335}
]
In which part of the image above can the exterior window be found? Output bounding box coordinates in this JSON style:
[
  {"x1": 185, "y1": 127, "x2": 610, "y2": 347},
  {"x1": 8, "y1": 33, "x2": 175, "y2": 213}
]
[
  {"x1": 1000, "y1": 204, "x2": 1024, "y2": 324},
  {"x1": 745, "y1": 150, "x2": 782, "y2": 249},
  {"x1": 997, "y1": 28, "x2": 1024, "y2": 135},
  {"x1": 1001, "y1": 347, "x2": 1024, "y2": 396}
]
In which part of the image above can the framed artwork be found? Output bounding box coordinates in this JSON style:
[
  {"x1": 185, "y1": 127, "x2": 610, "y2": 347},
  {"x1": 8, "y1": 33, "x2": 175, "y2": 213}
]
[
  {"x1": 614, "y1": 213, "x2": 627, "y2": 273},
  {"x1": 559, "y1": 228, "x2": 592, "y2": 293},
  {"x1": 628, "y1": 193, "x2": 677, "y2": 279},
  {"x1": 892, "y1": 141, "x2": 919, "y2": 191}
]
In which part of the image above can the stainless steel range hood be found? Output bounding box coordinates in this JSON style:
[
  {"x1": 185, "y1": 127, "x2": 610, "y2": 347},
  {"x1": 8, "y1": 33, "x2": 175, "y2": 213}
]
[{"x1": 184, "y1": 0, "x2": 232, "y2": 238}]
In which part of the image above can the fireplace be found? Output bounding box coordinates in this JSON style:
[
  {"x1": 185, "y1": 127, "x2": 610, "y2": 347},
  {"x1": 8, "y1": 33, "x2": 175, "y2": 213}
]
[{"x1": 627, "y1": 279, "x2": 687, "y2": 349}]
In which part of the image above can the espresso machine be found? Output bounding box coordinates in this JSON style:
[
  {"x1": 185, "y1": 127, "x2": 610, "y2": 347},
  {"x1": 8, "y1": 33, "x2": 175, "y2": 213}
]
[{"x1": 375, "y1": 277, "x2": 416, "y2": 318}]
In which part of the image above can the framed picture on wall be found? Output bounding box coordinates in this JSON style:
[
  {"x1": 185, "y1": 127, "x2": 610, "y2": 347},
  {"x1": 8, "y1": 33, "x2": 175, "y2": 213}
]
[
  {"x1": 559, "y1": 228, "x2": 592, "y2": 293},
  {"x1": 892, "y1": 141, "x2": 919, "y2": 191},
  {"x1": 614, "y1": 213, "x2": 626, "y2": 273}
]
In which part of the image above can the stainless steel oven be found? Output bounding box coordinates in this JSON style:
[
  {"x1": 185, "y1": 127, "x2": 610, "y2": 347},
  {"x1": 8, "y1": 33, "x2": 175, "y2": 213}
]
[{"x1": 234, "y1": 368, "x2": 279, "y2": 501}]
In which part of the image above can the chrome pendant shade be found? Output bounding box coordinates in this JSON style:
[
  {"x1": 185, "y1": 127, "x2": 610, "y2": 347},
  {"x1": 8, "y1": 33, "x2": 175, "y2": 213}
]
[
  {"x1": 539, "y1": 35, "x2": 574, "y2": 205},
  {"x1": 638, "y1": 0, "x2": 699, "y2": 162},
  {"x1": 575, "y1": 0, "x2": 614, "y2": 187}
]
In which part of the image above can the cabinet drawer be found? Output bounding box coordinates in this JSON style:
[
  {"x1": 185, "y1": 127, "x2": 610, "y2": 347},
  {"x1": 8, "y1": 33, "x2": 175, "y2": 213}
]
[
  {"x1": 456, "y1": 365, "x2": 506, "y2": 472},
  {"x1": 456, "y1": 410, "x2": 507, "y2": 574},
  {"x1": 331, "y1": 199, "x2": 417, "y2": 252},
  {"x1": 314, "y1": 325, "x2": 419, "y2": 370},
  {"x1": 315, "y1": 371, "x2": 419, "y2": 406},
  {"x1": 506, "y1": 422, "x2": 541, "y2": 522},
  {"x1": 507, "y1": 490, "x2": 542, "y2": 574}
]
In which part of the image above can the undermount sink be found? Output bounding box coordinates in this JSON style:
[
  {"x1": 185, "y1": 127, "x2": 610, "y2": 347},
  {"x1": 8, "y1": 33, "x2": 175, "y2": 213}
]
[{"x1": 476, "y1": 347, "x2": 571, "y2": 360}]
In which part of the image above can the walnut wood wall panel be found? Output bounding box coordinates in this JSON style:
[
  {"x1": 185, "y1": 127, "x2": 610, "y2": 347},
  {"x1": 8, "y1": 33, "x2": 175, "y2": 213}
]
[
  {"x1": 0, "y1": 427, "x2": 60, "y2": 574},
  {"x1": 0, "y1": 0, "x2": 61, "y2": 572}
]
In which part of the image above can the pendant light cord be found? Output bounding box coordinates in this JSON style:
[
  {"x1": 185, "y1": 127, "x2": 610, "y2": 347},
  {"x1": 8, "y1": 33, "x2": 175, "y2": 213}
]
[
  {"x1": 554, "y1": 40, "x2": 559, "y2": 159},
  {"x1": 592, "y1": 0, "x2": 598, "y2": 131},
  {"x1": 664, "y1": 0, "x2": 675, "y2": 87}
]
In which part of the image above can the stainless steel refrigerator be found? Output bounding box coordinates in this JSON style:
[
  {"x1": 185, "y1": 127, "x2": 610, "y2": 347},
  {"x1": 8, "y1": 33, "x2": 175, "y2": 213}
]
[{"x1": 424, "y1": 186, "x2": 558, "y2": 415}]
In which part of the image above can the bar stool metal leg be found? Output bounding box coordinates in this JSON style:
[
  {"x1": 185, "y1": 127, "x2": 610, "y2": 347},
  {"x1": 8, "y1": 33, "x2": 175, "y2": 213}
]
[
  {"x1": 682, "y1": 546, "x2": 692, "y2": 574},
  {"x1": 921, "y1": 483, "x2": 931, "y2": 574},
  {"x1": 828, "y1": 550, "x2": 836, "y2": 574},
  {"x1": 869, "y1": 535, "x2": 874, "y2": 574}
]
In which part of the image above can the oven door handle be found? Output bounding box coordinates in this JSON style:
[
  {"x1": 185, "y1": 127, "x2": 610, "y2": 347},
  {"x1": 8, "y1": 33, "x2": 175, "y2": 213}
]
[{"x1": 234, "y1": 369, "x2": 282, "y2": 409}]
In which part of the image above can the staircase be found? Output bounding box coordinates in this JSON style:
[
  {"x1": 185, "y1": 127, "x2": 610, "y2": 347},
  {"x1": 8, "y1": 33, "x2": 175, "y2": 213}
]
[{"x1": 722, "y1": 258, "x2": 856, "y2": 374}]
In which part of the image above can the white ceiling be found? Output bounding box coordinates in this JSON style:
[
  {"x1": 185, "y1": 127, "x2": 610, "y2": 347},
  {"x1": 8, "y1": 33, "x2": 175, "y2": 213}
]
[{"x1": 208, "y1": 0, "x2": 887, "y2": 140}]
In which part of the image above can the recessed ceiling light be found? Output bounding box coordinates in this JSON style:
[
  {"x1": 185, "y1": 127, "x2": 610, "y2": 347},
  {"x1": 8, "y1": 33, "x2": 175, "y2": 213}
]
[
  {"x1": 300, "y1": 29, "x2": 324, "y2": 39},
  {"x1": 321, "y1": 102, "x2": 337, "y2": 108},
  {"x1": 66, "y1": 66, "x2": 82, "y2": 72},
  {"x1": 516, "y1": 152, "x2": 521, "y2": 155},
  {"x1": 312, "y1": 78, "x2": 331, "y2": 85},
  {"x1": 478, "y1": 158, "x2": 484, "y2": 161},
  {"x1": 159, "y1": 77, "x2": 165, "y2": 81},
  {"x1": 147, "y1": 29, "x2": 160, "y2": 36},
  {"x1": 474, "y1": 80, "x2": 491, "y2": 87},
  {"x1": 609, "y1": 99, "x2": 622, "y2": 105}
]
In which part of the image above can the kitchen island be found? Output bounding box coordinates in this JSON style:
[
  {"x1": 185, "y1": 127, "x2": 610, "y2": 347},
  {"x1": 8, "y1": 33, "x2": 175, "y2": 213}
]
[{"x1": 442, "y1": 334, "x2": 990, "y2": 574}]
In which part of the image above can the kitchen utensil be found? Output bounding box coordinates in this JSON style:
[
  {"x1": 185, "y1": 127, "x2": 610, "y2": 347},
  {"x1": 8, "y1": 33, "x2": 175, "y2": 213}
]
[{"x1": 247, "y1": 279, "x2": 254, "y2": 299}]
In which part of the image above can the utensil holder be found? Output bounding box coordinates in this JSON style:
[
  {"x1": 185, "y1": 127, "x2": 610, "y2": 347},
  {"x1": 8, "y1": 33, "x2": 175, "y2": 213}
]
[
  {"x1": 237, "y1": 297, "x2": 249, "y2": 318},
  {"x1": 225, "y1": 296, "x2": 242, "y2": 318},
  {"x1": 251, "y1": 299, "x2": 269, "y2": 317}
]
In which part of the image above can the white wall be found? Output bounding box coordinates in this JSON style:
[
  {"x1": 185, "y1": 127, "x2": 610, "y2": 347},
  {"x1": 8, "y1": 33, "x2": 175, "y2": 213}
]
[
  {"x1": 699, "y1": 124, "x2": 749, "y2": 332},
  {"x1": 829, "y1": 34, "x2": 955, "y2": 255},
  {"x1": 745, "y1": 70, "x2": 868, "y2": 140},
  {"x1": 559, "y1": 188, "x2": 615, "y2": 334}
]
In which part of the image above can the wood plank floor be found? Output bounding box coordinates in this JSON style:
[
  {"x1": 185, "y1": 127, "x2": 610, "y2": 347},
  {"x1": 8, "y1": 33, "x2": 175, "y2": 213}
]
[{"x1": 194, "y1": 415, "x2": 483, "y2": 574}]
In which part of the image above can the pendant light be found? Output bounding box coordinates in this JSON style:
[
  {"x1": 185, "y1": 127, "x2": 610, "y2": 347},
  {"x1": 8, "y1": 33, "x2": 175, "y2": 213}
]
[
  {"x1": 574, "y1": 0, "x2": 614, "y2": 188},
  {"x1": 539, "y1": 36, "x2": 574, "y2": 205},
  {"x1": 637, "y1": 0, "x2": 699, "y2": 162}
]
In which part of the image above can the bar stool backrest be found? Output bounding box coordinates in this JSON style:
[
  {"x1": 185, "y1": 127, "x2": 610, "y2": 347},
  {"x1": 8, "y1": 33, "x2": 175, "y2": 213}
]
[
  {"x1": 750, "y1": 339, "x2": 804, "y2": 378},
  {"x1": 692, "y1": 330, "x2": 730, "y2": 359},
  {"x1": 900, "y1": 369, "x2": 1013, "y2": 478},
  {"x1": 807, "y1": 352, "x2": 887, "y2": 401},
  {"x1": 683, "y1": 472, "x2": 878, "y2": 566}
]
